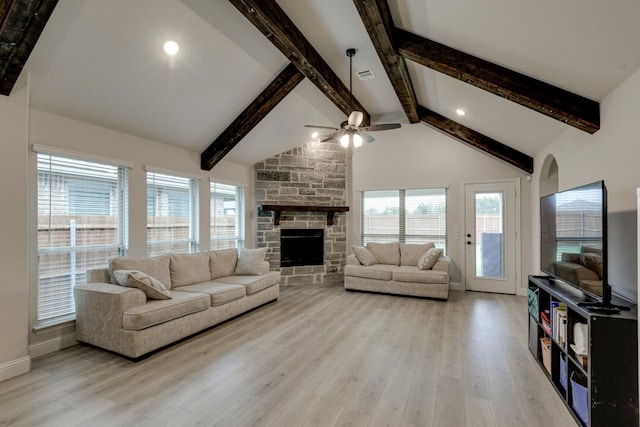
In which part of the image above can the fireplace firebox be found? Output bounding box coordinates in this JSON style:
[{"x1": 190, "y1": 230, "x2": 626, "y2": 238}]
[{"x1": 280, "y1": 229, "x2": 324, "y2": 267}]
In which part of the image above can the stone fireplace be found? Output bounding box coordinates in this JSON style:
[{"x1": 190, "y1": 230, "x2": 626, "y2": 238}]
[
  {"x1": 255, "y1": 141, "x2": 348, "y2": 286},
  {"x1": 280, "y1": 229, "x2": 324, "y2": 267}
]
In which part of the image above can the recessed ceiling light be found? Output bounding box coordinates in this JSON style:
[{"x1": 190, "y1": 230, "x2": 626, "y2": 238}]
[
  {"x1": 163, "y1": 40, "x2": 179, "y2": 56},
  {"x1": 311, "y1": 131, "x2": 319, "y2": 139},
  {"x1": 456, "y1": 108, "x2": 466, "y2": 116}
]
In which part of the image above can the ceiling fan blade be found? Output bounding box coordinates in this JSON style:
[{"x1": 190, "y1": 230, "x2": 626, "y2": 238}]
[
  {"x1": 361, "y1": 132, "x2": 375, "y2": 143},
  {"x1": 304, "y1": 124, "x2": 340, "y2": 131},
  {"x1": 348, "y1": 111, "x2": 364, "y2": 127},
  {"x1": 319, "y1": 131, "x2": 342, "y2": 142},
  {"x1": 362, "y1": 123, "x2": 402, "y2": 132}
]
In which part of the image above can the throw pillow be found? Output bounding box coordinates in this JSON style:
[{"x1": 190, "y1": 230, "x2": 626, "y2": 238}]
[
  {"x1": 418, "y1": 248, "x2": 443, "y2": 270},
  {"x1": 366, "y1": 242, "x2": 400, "y2": 266},
  {"x1": 400, "y1": 243, "x2": 435, "y2": 266},
  {"x1": 352, "y1": 245, "x2": 378, "y2": 266},
  {"x1": 234, "y1": 247, "x2": 268, "y2": 275},
  {"x1": 114, "y1": 269, "x2": 172, "y2": 300}
]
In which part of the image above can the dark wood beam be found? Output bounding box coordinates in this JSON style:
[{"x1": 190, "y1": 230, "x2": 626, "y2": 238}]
[
  {"x1": 201, "y1": 63, "x2": 304, "y2": 170},
  {"x1": 418, "y1": 105, "x2": 533, "y2": 173},
  {"x1": 398, "y1": 28, "x2": 600, "y2": 134},
  {"x1": 352, "y1": 0, "x2": 419, "y2": 123},
  {"x1": 228, "y1": 0, "x2": 370, "y2": 126},
  {"x1": 0, "y1": 0, "x2": 58, "y2": 96}
]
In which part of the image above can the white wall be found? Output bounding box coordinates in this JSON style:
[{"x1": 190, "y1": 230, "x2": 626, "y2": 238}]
[
  {"x1": 531, "y1": 67, "x2": 640, "y2": 302},
  {"x1": 350, "y1": 123, "x2": 532, "y2": 290},
  {"x1": 0, "y1": 92, "x2": 253, "y2": 378}
]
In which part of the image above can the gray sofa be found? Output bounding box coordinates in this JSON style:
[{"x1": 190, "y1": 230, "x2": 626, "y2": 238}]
[
  {"x1": 74, "y1": 248, "x2": 279, "y2": 358},
  {"x1": 344, "y1": 242, "x2": 451, "y2": 300}
]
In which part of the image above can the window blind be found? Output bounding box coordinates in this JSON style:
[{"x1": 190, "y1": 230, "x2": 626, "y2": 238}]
[
  {"x1": 37, "y1": 153, "x2": 127, "y2": 322},
  {"x1": 361, "y1": 188, "x2": 447, "y2": 252},
  {"x1": 147, "y1": 171, "x2": 198, "y2": 255},
  {"x1": 210, "y1": 182, "x2": 245, "y2": 249}
]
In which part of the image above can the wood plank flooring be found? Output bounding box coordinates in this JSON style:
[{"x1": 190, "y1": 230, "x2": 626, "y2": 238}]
[{"x1": 0, "y1": 283, "x2": 577, "y2": 426}]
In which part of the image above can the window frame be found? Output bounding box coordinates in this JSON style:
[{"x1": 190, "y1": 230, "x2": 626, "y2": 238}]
[
  {"x1": 361, "y1": 187, "x2": 447, "y2": 253},
  {"x1": 210, "y1": 181, "x2": 245, "y2": 249},
  {"x1": 35, "y1": 151, "x2": 128, "y2": 324}
]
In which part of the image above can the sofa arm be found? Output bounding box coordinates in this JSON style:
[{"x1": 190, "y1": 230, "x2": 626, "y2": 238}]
[
  {"x1": 432, "y1": 256, "x2": 451, "y2": 274},
  {"x1": 74, "y1": 282, "x2": 147, "y2": 336},
  {"x1": 347, "y1": 254, "x2": 361, "y2": 265}
]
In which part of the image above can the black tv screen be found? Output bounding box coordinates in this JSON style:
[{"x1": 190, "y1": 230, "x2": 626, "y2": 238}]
[{"x1": 540, "y1": 180, "x2": 608, "y2": 303}]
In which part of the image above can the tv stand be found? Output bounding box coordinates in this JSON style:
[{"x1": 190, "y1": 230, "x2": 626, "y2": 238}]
[{"x1": 527, "y1": 275, "x2": 638, "y2": 426}]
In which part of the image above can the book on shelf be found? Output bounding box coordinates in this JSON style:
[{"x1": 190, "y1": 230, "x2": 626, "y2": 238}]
[
  {"x1": 540, "y1": 310, "x2": 551, "y2": 335},
  {"x1": 551, "y1": 302, "x2": 568, "y2": 348}
]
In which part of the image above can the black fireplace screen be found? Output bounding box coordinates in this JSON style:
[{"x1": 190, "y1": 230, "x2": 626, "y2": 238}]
[{"x1": 280, "y1": 229, "x2": 324, "y2": 267}]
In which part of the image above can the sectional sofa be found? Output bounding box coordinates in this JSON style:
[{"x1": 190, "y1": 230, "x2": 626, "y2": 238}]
[
  {"x1": 344, "y1": 242, "x2": 451, "y2": 300},
  {"x1": 74, "y1": 248, "x2": 279, "y2": 358}
]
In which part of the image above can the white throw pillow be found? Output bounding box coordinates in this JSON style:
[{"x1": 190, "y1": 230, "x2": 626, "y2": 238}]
[
  {"x1": 417, "y1": 248, "x2": 443, "y2": 270},
  {"x1": 235, "y1": 247, "x2": 268, "y2": 275},
  {"x1": 352, "y1": 245, "x2": 378, "y2": 266},
  {"x1": 114, "y1": 269, "x2": 172, "y2": 300}
]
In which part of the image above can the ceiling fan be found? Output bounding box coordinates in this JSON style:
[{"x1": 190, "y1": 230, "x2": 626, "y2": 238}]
[{"x1": 305, "y1": 48, "x2": 401, "y2": 148}]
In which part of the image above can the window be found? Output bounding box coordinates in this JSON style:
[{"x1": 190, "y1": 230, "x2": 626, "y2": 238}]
[
  {"x1": 37, "y1": 153, "x2": 127, "y2": 322},
  {"x1": 210, "y1": 181, "x2": 245, "y2": 249},
  {"x1": 146, "y1": 171, "x2": 198, "y2": 255},
  {"x1": 361, "y1": 188, "x2": 447, "y2": 252}
]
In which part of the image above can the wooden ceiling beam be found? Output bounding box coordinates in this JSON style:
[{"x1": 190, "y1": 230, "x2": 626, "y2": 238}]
[
  {"x1": 201, "y1": 63, "x2": 304, "y2": 170},
  {"x1": 228, "y1": 0, "x2": 370, "y2": 126},
  {"x1": 398, "y1": 28, "x2": 600, "y2": 134},
  {"x1": 418, "y1": 105, "x2": 533, "y2": 173},
  {"x1": 352, "y1": 0, "x2": 419, "y2": 123},
  {"x1": 0, "y1": 0, "x2": 58, "y2": 96}
]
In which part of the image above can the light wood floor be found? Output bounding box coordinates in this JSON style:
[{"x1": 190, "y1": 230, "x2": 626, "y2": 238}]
[{"x1": 0, "y1": 283, "x2": 577, "y2": 427}]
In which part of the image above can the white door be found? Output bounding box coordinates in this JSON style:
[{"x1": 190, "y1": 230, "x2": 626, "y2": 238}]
[{"x1": 464, "y1": 181, "x2": 518, "y2": 294}]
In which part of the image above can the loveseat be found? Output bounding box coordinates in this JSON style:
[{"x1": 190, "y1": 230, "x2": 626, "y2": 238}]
[
  {"x1": 74, "y1": 247, "x2": 279, "y2": 358},
  {"x1": 344, "y1": 242, "x2": 451, "y2": 300}
]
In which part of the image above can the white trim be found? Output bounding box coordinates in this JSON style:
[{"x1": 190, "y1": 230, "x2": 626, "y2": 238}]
[
  {"x1": 31, "y1": 143, "x2": 134, "y2": 168},
  {"x1": 0, "y1": 356, "x2": 31, "y2": 382},
  {"x1": 144, "y1": 164, "x2": 204, "y2": 180},
  {"x1": 29, "y1": 333, "x2": 78, "y2": 359},
  {"x1": 32, "y1": 317, "x2": 75, "y2": 335},
  {"x1": 359, "y1": 184, "x2": 450, "y2": 192}
]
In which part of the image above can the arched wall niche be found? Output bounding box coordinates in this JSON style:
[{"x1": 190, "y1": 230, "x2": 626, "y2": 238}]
[{"x1": 539, "y1": 154, "x2": 559, "y2": 197}]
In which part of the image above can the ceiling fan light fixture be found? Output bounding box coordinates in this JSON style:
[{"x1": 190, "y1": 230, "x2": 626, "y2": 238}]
[
  {"x1": 353, "y1": 133, "x2": 363, "y2": 147},
  {"x1": 340, "y1": 134, "x2": 350, "y2": 148}
]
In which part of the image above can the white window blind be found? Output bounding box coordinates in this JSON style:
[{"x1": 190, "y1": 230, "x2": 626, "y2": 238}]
[
  {"x1": 361, "y1": 188, "x2": 447, "y2": 252},
  {"x1": 37, "y1": 153, "x2": 127, "y2": 322},
  {"x1": 210, "y1": 182, "x2": 245, "y2": 249},
  {"x1": 147, "y1": 171, "x2": 198, "y2": 255}
]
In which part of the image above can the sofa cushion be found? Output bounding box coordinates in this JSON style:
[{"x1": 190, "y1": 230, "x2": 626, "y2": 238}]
[
  {"x1": 392, "y1": 266, "x2": 448, "y2": 284},
  {"x1": 418, "y1": 248, "x2": 443, "y2": 270},
  {"x1": 234, "y1": 247, "x2": 268, "y2": 275},
  {"x1": 214, "y1": 271, "x2": 280, "y2": 295},
  {"x1": 400, "y1": 243, "x2": 435, "y2": 266},
  {"x1": 170, "y1": 252, "x2": 211, "y2": 288},
  {"x1": 352, "y1": 245, "x2": 378, "y2": 266},
  {"x1": 344, "y1": 264, "x2": 396, "y2": 281},
  {"x1": 210, "y1": 248, "x2": 238, "y2": 280},
  {"x1": 176, "y1": 282, "x2": 246, "y2": 306},
  {"x1": 367, "y1": 242, "x2": 400, "y2": 266},
  {"x1": 113, "y1": 269, "x2": 172, "y2": 300},
  {"x1": 110, "y1": 254, "x2": 171, "y2": 289},
  {"x1": 122, "y1": 290, "x2": 210, "y2": 331},
  {"x1": 580, "y1": 252, "x2": 603, "y2": 277}
]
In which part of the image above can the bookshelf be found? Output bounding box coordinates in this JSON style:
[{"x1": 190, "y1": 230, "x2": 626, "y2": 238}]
[{"x1": 528, "y1": 275, "x2": 638, "y2": 426}]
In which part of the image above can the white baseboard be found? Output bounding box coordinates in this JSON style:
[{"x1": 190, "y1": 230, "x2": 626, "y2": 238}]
[
  {"x1": 29, "y1": 333, "x2": 78, "y2": 359},
  {"x1": 516, "y1": 287, "x2": 527, "y2": 296},
  {"x1": 450, "y1": 281, "x2": 464, "y2": 291},
  {"x1": 0, "y1": 355, "x2": 31, "y2": 382}
]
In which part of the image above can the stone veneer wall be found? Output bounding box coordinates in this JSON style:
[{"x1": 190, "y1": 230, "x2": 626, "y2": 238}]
[{"x1": 255, "y1": 140, "x2": 348, "y2": 286}]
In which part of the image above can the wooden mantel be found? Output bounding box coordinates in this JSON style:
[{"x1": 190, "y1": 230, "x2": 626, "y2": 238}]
[{"x1": 260, "y1": 204, "x2": 349, "y2": 226}]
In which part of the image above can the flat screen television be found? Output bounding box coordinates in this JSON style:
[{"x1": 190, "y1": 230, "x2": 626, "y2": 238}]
[{"x1": 540, "y1": 180, "x2": 626, "y2": 312}]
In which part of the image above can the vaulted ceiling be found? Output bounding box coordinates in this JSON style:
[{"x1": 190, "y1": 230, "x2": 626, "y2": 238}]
[{"x1": 3, "y1": 0, "x2": 640, "y2": 171}]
